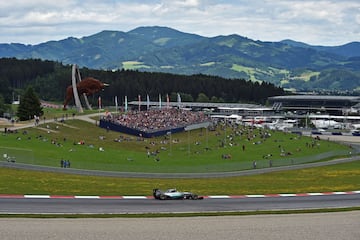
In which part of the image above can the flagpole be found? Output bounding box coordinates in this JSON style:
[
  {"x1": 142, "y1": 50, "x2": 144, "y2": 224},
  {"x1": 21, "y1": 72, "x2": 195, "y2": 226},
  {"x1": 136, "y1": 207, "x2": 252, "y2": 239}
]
[
  {"x1": 98, "y1": 96, "x2": 101, "y2": 123},
  {"x1": 166, "y1": 94, "x2": 170, "y2": 108},
  {"x1": 159, "y1": 94, "x2": 162, "y2": 109},
  {"x1": 177, "y1": 93, "x2": 181, "y2": 108},
  {"x1": 125, "y1": 96, "x2": 128, "y2": 112},
  {"x1": 146, "y1": 94, "x2": 150, "y2": 110},
  {"x1": 115, "y1": 96, "x2": 118, "y2": 114}
]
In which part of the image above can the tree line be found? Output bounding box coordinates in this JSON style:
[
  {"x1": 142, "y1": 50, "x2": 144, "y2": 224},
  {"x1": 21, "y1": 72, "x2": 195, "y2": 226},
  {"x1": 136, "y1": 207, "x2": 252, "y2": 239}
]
[{"x1": 0, "y1": 58, "x2": 284, "y2": 116}]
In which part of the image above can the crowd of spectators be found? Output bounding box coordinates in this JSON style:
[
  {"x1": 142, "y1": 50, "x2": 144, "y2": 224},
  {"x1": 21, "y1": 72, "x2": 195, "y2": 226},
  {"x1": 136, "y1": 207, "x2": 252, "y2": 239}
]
[{"x1": 104, "y1": 108, "x2": 211, "y2": 133}]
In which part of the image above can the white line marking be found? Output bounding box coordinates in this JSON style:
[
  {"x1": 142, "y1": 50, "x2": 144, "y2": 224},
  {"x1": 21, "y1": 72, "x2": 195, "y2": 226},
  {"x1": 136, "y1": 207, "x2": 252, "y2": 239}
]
[
  {"x1": 207, "y1": 195, "x2": 230, "y2": 199},
  {"x1": 74, "y1": 196, "x2": 100, "y2": 199},
  {"x1": 308, "y1": 193, "x2": 324, "y2": 196},
  {"x1": 24, "y1": 195, "x2": 50, "y2": 198},
  {"x1": 278, "y1": 194, "x2": 297, "y2": 197},
  {"x1": 245, "y1": 195, "x2": 266, "y2": 198},
  {"x1": 122, "y1": 196, "x2": 148, "y2": 199}
]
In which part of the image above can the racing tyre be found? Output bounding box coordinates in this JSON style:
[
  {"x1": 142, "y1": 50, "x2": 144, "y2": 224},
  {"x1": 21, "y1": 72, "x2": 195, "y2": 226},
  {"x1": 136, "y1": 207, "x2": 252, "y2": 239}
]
[{"x1": 160, "y1": 194, "x2": 166, "y2": 200}]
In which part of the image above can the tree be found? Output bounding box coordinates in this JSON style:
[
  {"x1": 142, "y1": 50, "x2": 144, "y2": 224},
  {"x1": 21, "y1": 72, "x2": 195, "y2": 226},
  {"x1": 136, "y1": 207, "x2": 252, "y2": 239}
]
[
  {"x1": 0, "y1": 95, "x2": 8, "y2": 117},
  {"x1": 0, "y1": 58, "x2": 286, "y2": 106},
  {"x1": 196, "y1": 93, "x2": 209, "y2": 102},
  {"x1": 17, "y1": 86, "x2": 43, "y2": 121},
  {"x1": 176, "y1": 93, "x2": 193, "y2": 102}
]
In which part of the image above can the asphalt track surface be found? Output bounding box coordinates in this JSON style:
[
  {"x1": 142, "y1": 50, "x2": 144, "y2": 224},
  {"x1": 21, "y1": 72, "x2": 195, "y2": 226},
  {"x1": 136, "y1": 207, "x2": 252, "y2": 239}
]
[{"x1": 0, "y1": 193, "x2": 359, "y2": 214}]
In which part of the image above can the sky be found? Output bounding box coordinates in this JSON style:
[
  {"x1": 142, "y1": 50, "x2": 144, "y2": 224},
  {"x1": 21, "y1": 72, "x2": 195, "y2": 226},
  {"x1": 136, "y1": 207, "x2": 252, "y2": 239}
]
[{"x1": 0, "y1": 0, "x2": 359, "y2": 46}]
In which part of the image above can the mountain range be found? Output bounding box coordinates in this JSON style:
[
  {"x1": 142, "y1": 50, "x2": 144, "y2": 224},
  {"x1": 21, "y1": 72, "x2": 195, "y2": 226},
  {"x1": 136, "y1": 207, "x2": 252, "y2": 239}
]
[{"x1": 1, "y1": 26, "x2": 359, "y2": 92}]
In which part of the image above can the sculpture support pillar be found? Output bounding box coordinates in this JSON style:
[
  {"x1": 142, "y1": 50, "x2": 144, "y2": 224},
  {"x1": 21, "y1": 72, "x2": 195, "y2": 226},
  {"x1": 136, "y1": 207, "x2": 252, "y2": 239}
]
[
  {"x1": 75, "y1": 66, "x2": 92, "y2": 110},
  {"x1": 72, "y1": 64, "x2": 83, "y2": 113},
  {"x1": 71, "y1": 64, "x2": 93, "y2": 113}
]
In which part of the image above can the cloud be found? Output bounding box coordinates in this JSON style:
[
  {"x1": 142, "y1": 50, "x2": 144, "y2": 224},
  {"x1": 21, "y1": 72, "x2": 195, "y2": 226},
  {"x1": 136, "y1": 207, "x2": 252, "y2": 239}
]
[{"x1": 0, "y1": 0, "x2": 359, "y2": 45}]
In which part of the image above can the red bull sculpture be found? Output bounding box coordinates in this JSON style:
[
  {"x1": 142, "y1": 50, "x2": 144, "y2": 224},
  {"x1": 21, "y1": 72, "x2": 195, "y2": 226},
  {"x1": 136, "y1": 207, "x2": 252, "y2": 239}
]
[{"x1": 63, "y1": 77, "x2": 108, "y2": 110}]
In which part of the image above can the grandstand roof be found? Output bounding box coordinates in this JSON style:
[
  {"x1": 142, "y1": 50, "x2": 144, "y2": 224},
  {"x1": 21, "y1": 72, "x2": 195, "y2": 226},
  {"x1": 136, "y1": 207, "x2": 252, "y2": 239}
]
[
  {"x1": 268, "y1": 95, "x2": 360, "y2": 102},
  {"x1": 268, "y1": 95, "x2": 360, "y2": 115},
  {"x1": 129, "y1": 101, "x2": 266, "y2": 109}
]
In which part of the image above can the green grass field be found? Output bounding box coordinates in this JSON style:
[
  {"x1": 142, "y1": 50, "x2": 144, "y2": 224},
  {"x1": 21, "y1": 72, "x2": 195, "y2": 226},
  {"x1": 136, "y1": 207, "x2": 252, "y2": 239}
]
[
  {"x1": 0, "y1": 118, "x2": 351, "y2": 173},
  {"x1": 1, "y1": 161, "x2": 359, "y2": 195},
  {"x1": 0, "y1": 108, "x2": 359, "y2": 196}
]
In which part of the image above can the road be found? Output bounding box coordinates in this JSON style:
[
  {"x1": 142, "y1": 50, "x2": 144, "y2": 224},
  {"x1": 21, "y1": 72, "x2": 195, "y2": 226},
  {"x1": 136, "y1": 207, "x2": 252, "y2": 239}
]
[
  {"x1": 1, "y1": 193, "x2": 359, "y2": 240},
  {"x1": 0, "y1": 212, "x2": 359, "y2": 240},
  {"x1": 1, "y1": 193, "x2": 359, "y2": 214}
]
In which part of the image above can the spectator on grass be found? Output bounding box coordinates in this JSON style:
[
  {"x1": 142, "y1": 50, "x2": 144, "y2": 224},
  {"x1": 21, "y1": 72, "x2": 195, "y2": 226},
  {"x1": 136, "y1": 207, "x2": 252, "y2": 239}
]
[
  {"x1": 60, "y1": 158, "x2": 64, "y2": 168},
  {"x1": 63, "y1": 160, "x2": 70, "y2": 168}
]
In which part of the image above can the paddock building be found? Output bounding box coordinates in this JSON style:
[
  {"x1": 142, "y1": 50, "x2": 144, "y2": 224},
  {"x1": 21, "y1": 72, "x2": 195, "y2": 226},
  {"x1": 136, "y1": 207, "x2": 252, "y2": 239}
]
[{"x1": 268, "y1": 95, "x2": 360, "y2": 115}]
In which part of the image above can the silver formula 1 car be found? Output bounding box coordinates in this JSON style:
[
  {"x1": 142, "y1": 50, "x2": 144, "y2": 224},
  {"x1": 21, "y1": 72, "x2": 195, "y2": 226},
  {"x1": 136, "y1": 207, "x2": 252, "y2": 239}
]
[{"x1": 153, "y1": 188, "x2": 203, "y2": 200}]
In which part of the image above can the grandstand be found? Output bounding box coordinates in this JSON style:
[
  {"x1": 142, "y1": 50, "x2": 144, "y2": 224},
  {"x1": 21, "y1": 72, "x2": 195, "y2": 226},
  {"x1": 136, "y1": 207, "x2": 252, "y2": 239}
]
[{"x1": 99, "y1": 108, "x2": 211, "y2": 138}]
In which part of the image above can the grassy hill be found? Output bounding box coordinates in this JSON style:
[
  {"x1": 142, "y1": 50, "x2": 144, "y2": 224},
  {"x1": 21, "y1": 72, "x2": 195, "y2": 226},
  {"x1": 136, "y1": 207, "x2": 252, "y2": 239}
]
[
  {"x1": 0, "y1": 110, "x2": 351, "y2": 173},
  {"x1": 0, "y1": 109, "x2": 359, "y2": 195}
]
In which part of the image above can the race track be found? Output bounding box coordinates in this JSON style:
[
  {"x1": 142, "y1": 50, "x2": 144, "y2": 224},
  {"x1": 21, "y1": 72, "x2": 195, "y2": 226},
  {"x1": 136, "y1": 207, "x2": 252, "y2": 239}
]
[
  {"x1": 1, "y1": 192, "x2": 359, "y2": 214},
  {"x1": 1, "y1": 194, "x2": 360, "y2": 240}
]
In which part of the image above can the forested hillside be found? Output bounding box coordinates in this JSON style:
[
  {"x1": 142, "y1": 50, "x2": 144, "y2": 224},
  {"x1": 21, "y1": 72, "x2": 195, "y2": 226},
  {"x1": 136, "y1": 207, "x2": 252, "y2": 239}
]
[
  {"x1": 0, "y1": 58, "x2": 284, "y2": 109},
  {"x1": 1, "y1": 26, "x2": 359, "y2": 92}
]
